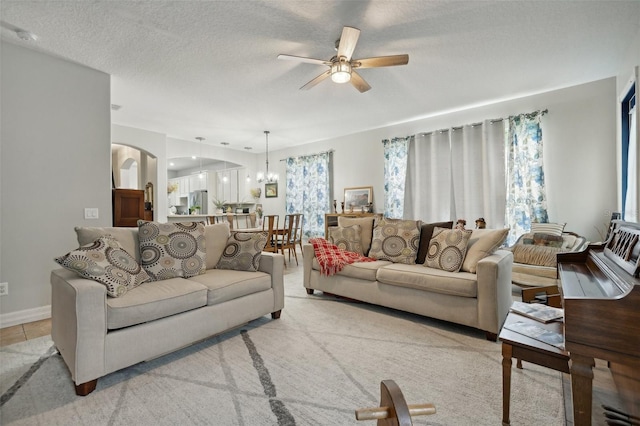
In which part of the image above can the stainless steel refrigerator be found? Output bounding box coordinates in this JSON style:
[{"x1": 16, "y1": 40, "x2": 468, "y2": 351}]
[{"x1": 189, "y1": 190, "x2": 208, "y2": 214}]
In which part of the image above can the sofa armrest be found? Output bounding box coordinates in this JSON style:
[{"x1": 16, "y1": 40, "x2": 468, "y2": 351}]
[
  {"x1": 475, "y1": 249, "x2": 513, "y2": 335},
  {"x1": 303, "y1": 243, "x2": 315, "y2": 289},
  {"x1": 258, "y1": 252, "x2": 285, "y2": 311},
  {"x1": 50, "y1": 269, "x2": 107, "y2": 385}
]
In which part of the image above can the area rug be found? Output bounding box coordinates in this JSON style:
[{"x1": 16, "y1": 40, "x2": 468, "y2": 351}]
[{"x1": 0, "y1": 278, "x2": 564, "y2": 425}]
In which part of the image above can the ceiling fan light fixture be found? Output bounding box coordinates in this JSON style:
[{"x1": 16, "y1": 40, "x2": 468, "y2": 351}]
[{"x1": 331, "y1": 59, "x2": 351, "y2": 84}]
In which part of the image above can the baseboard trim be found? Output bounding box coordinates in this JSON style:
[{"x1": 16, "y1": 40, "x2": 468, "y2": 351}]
[{"x1": 0, "y1": 305, "x2": 51, "y2": 329}]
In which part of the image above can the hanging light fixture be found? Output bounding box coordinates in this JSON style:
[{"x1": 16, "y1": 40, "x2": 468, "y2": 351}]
[
  {"x1": 195, "y1": 137, "x2": 205, "y2": 178},
  {"x1": 256, "y1": 130, "x2": 278, "y2": 183}
]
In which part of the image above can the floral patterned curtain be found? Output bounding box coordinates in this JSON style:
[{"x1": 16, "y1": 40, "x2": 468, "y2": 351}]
[
  {"x1": 382, "y1": 136, "x2": 411, "y2": 218},
  {"x1": 506, "y1": 111, "x2": 548, "y2": 243},
  {"x1": 285, "y1": 152, "x2": 331, "y2": 238}
]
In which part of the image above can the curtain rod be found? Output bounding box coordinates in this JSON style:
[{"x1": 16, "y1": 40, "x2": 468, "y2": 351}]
[
  {"x1": 280, "y1": 149, "x2": 334, "y2": 162},
  {"x1": 418, "y1": 109, "x2": 548, "y2": 136}
]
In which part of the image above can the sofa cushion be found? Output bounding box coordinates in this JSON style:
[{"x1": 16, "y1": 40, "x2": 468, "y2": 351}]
[
  {"x1": 328, "y1": 225, "x2": 363, "y2": 255},
  {"x1": 55, "y1": 235, "x2": 150, "y2": 298},
  {"x1": 377, "y1": 263, "x2": 478, "y2": 298},
  {"x1": 425, "y1": 227, "x2": 472, "y2": 272},
  {"x1": 461, "y1": 228, "x2": 509, "y2": 273},
  {"x1": 216, "y1": 231, "x2": 268, "y2": 272},
  {"x1": 531, "y1": 222, "x2": 565, "y2": 237},
  {"x1": 337, "y1": 215, "x2": 379, "y2": 255},
  {"x1": 106, "y1": 278, "x2": 207, "y2": 329},
  {"x1": 416, "y1": 221, "x2": 454, "y2": 264},
  {"x1": 187, "y1": 269, "x2": 272, "y2": 305},
  {"x1": 312, "y1": 257, "x2": 392, "y2": 281},
  {"x1": 75, "y1": 226, "x2": 140, "y2": 263},
  {"x1": 369, "y1": 218, "x2": 422, "y2": 264},
  {"x1": 205, "y1": 223, "x2": 231, "y2": 269},
  {"x1": 138, "y1": 221, "x2": 206, "y2": 280},
  {"x1": 510, "y1": 244, "x2": 563, "y2": 268}
]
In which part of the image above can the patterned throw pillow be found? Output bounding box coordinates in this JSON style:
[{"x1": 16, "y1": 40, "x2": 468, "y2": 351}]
[
  {"x1": 216, "y1": 232, "x2": 268, "y2": 272},
  {"x1": 425, "y1": 227, "x2": 473, "y2": 272},
  {"x1": 138, "y1": 221, "x2": 206, "y2": 280},
  {"x1": 328, "y1": 225, "x2": 363, "y2": 255},
  {"x1": 55, "y1": 235, "x2": 149, "y2": 297},
  {"x1": 368, "y1": 218, "x2": 422, "y2": 264}
]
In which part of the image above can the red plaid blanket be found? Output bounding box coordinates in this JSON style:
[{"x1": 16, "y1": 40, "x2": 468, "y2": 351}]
[{"x1": 310, "y1": 238, "x2": 375, "y2": 276}]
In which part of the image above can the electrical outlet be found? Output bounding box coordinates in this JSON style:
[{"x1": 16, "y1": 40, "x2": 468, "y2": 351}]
[
  {"x1": 84, "y1": 208, "x2": 99, "y2": 219},
  {"x1": 0, "y1": 282, "x2": 8, "y2": 297}
]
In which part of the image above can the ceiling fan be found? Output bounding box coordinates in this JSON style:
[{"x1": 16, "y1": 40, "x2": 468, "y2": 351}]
[{"x1": 278, "y1": 26, "x2": 409, "y2": 93}]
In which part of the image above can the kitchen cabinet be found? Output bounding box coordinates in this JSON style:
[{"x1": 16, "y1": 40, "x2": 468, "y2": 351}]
[
  {"x1": 189, "y1": 173, "x2": 207, "y2": 192},
  {"x1": 217, "y1": 169, "x2": 239, "y2": 202}
]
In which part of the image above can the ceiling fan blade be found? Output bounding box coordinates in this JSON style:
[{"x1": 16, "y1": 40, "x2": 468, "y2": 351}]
[
  {"x1": 350, "y1": 71, "x2": 371, "y2": 93},
  {"x1": 337, "y1": 26, "x2": 360, "y2": 60},
  {"x1": 277, "y1": 54, "x2": 331, "y2": 66},
  {"x1": 353, "y1": 54, "x2": 409, "y2": 69},
  {"x1": 300, "y1": 70, "x2": 331, "y2": 90}
]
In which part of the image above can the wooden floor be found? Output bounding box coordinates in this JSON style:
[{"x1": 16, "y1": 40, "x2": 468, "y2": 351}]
[{"x1": 0, "y1": 318, "x2": 51, "y2": 347}]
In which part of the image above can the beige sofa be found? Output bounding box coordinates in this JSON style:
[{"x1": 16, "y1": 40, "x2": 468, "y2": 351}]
[
  {"x1": 51, "y1": 223, "x2": 284, "y2": 396},
  {"x1": 509, "y1": 231, "x2": 588, "y2": 288},
  {"x1": 303, "y1": 219, "x2": 514, "y2": 341}
]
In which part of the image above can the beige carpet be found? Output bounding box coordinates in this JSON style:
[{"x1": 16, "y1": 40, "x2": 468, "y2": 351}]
[{"x1": 1, "y1": 267, "x2": 564, "y2": 425}]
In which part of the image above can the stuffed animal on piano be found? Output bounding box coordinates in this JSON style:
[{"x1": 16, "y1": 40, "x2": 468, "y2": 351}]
[
  {"x1": 475, "y1": 218, "x2": 487, "y2": 229},
  {"x1": 455, "y1": 219, "x2": 467, "y2": 230}
]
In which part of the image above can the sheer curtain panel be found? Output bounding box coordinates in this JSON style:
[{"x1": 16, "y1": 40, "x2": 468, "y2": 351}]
[
  {"x1": 285, "y1": 152, "x2": 332, "y2": 238},
  {"x1": 383, "y1": 137, "x2": 411, "y2": 219},
  {"x1": 505, "y1": 112, "x2": 548, "y2": 243}
]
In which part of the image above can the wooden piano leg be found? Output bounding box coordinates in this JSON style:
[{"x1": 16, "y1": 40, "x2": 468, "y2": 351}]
[{"x1": 570, "y1": 354, "x2": 595, "y2": 426}]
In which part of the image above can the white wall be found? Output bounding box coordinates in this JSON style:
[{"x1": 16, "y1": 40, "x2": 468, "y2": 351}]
[
  {"x1": 268, "y1": 78, "x2": 618, "y2": 242},
  {"x1": 0, "y1": 41, "x2": 111, "y2": 323}
]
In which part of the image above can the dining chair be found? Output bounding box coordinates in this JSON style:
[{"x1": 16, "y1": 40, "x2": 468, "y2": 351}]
[
  {"x1": 276, "y1": 214, "x2": 298, "y2": 265},
  {"x1": 293, "y1": 213, "x2": 304, "y2": 258},
  {"x1": 262, "y1": 214, "x2": 279, "y2": 253}
]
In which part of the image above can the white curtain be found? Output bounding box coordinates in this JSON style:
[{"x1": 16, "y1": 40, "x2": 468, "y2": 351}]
[
  {"x1": 625, "y1": 106, "x2": 637, "y2": 222},
  {"x1": 405, "y1": 121, "x2": 506, "y2": 228},
  {"x1": 405, "y1": 130, "x2": 453, "y2": 222}
]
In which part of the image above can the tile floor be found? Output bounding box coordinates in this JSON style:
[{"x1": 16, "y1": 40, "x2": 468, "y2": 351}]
[{"x1": 0, "y1": 318, "x2": 52, "y2": 347}]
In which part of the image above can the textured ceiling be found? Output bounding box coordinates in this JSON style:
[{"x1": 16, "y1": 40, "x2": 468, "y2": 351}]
[{"x1": 2, "y1": 1, "x2": 639, "y2": 152}]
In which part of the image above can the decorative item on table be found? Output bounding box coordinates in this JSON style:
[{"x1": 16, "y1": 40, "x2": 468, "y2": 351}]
[
  {"x1": 475, "y1": 217, "x2": 486, "y2": 229},
  {"x1": 226, "y1": 206, "x2": 233, "y2": 213},
  {"x1": 367, "y1": 202, "x2": 374, "y2": 213},
  {"x1": 455, "y1": 219, "x2": 467, "y2": 230},
  {"x1": 333, "y1": 200, "x2": 337, "y2": 213},
  {"x1": 189, "y1": 205, "x2": 201, "y2": 215},
  {"x1": 256, "y1": 205, "x2": 263, "y2": 219},
  {"x1": 340, "y1": 201, "x2": 345, "y2": 213},
  {"x1": 167, "y1": 182, "x2": 178, "y2": 194},
  {"x1": 212, "y1": 197, "x2": 227, "y2": 214}
]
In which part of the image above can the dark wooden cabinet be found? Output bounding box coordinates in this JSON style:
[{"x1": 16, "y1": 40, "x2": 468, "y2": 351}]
[{"x1": 112, "y1": 189, "x2": 145, "y2": 227}]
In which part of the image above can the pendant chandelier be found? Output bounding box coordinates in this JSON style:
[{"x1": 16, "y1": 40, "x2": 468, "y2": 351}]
[{"x1": 256, "y1": 130, "x2": 278, "y2": 183}]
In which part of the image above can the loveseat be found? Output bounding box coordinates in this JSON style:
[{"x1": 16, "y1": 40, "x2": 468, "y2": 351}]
[
  {"x1": 508, "y1": 224, "x2": 588, "y2": 288},
  {"x1": 51, "y1": 222, "x2": 284, "y2": 396},
  {"x1": 303, "y1": 217, "x2": 514, "y2": 340}
]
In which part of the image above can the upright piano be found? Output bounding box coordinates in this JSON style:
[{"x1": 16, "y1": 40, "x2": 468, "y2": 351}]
[{"x1": 558, "y1": 220, "x2": 640, "y2": 425}]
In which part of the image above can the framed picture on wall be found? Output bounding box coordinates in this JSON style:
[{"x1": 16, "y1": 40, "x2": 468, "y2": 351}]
[
  {"x1": 265, "y1": 183, "x2": 278, "y2": 198},
  {"x1": 344, "y1": 186, "x2": 372, "y2": 208}
]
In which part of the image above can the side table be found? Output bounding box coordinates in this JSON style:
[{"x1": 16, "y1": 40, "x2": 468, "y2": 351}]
[{"x1": 499, "y1": 312, "x2": 570, "y2": 425}]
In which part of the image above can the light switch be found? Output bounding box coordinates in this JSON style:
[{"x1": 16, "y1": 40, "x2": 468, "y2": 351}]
[{"x1": 84, "y1": 208, "x2": 99, "y2": 219}]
